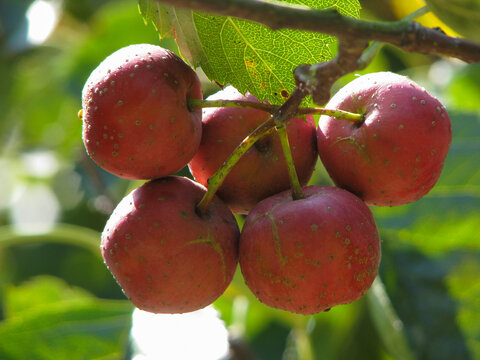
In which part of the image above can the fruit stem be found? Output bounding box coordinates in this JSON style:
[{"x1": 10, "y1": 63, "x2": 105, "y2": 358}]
[
  {"x1": 275, "y1": 123, "x2": 304, "y2": 200},
  {"x1": 301, "y1": 107, "x2": 363, "y2": 124},
  {"x1": 196, "y1": 117, "x2": 276, "y2": 215},
  {"x1": 188, "y1": 99, "x2": 363, "y2": 123},
  {"x1": 189, "y1": 98, "x2": 274, "y2": 113}
]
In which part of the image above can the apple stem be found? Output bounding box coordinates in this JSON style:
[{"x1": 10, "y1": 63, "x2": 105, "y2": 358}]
[
  {"x1": 275, "y1": 123, "x2": 305, "y2": 200},
  {"x1": 302, "y1": 107, "x2": 363, "y2": 124},
  {"x1": 188, "y1": 99, "x2": 363, "y2": 123},
  {"x1": 196, "y1": 117, "x2": 276, "y2": 216},
  {"x1": 189, "y1": 98, "x2": 273, "y2": 113}
]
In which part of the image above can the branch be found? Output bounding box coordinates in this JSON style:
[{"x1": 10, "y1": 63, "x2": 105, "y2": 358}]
[
  {"x1": 295, "y1": 39, "x2": 369, "y2": 104},
  {"x1": 154, "y1": 0, "x2": 480, "y2": 64}
]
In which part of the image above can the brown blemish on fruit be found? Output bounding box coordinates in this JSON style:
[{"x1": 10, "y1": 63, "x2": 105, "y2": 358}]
[
  {"x1": 344, "y1": 238, "x2": 350, "y2": 245},
  {"x1": 334, "y1": 136, "x2": 371, "y2": 162},
  {"x1": 311, "y1": 224, "x2": 319, "y2": 232},
  {"x1": 187, "y1": 228, "x2": 227, "y2": 282},
  {"x1": 345, "y1": 225, "x2": 351, "y2": 232},
  {"x1": 266, "y1": 213, "x2": 288, "y2": 266}
]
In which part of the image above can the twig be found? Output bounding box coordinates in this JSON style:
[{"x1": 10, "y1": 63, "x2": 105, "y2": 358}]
[
  {"x1": 153, "y1": 0, "x2": 480, "y2": 63},
  {"x1": 295, "y1": 39, "x2": 369, "y2": 104}
]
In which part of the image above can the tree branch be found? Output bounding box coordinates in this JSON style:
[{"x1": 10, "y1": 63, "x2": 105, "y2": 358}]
[
  {"x1": 295, "y1": 39, "x2": 369, "y2": 104},
  {"x1": 154, "y1": 0, "x2": 480, "y2": 64}
]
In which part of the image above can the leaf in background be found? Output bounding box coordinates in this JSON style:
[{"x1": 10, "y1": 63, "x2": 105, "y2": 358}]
[
  {"x1": 139, "y1": 0, "x2": 361, "y2": 104},
  {"x1": 371, "y1": 109, "x2": 480, "y2": 359},
  {"x1": 446, "y1": 64, "x2": 480, "y2": 113},
  {"x1": 0, "y1": 276, "x2": 133, "y2": 360},
  {"x1": 138, "y1": 0, "x2": 176, "y2": 38}
]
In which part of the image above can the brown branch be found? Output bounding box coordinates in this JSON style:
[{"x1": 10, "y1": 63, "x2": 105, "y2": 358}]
[
  {"x1": 295, "y1": 39, "x2": 370, "y2": 105},
  {"x1": 153, "y1": 0, "x2": 480, "y2": 64}
]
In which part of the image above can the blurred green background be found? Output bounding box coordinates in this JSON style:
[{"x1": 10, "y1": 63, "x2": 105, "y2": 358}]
[{"x1": 0, "y1": 0, "x2": 479, "y2": 359}]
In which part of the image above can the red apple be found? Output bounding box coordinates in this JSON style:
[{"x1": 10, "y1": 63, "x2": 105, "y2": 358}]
[
  {"x1": 101, "y1": 176, "x2": 239, "y2": 313},
  {"x1": 317, "y1": 72, "x2": 452, "y2": 206},
  {"x1": 82, "y1": 44, "x2": 202, "y2": 179},
  {"x1": 189, "y1": 86, "x2": 317, "y2": 214},
  {"x1": 239, "y1": 185, "x2": 381, "y2": 314}
]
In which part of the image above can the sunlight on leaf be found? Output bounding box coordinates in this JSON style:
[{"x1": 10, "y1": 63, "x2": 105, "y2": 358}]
[{"x1": 139, "y1": 0, "x2": 361, "y2": 104}]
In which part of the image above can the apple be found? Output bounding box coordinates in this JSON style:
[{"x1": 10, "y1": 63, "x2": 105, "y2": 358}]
[
  {"x1": 82, "y1": 44, "x2": 202, "y2": 179},
  {"x1": 101, "y1": 176, "x2": 239, "y2": 313},
  {"x1": 189, "y1": 86, "x2": 317, "y2": 214},
  {"x1": 317, "y1": 72, "x2": 452, "y2": 206},
  {"x1": 239, "y1": 185, "x2": 381, "y2": 314}
]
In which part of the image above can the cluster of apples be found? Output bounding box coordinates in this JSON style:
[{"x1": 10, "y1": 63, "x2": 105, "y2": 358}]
[{"x1": 81, "y1": 44, "x2": 451, "y2": 315}]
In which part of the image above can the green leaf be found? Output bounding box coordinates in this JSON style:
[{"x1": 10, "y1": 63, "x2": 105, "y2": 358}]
[
  {"x1": 139, "y1": 0, "x2": 361, "y2": 104},
  {"x1": 138, "y1": 0, "x2": 176, "y2": 38},
  {"x1": 0, "y1": 276, "x2": 133, "y2": 360}
]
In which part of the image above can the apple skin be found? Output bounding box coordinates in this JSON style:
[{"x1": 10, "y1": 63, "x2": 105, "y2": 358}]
[
  {"x1": 239, "y1": 185, "x2": 381, "y2": 315},
  {"x1": 82, "y1": 44, "x2": 202, "y2": 180},
  {"x1": 317, "y1": 72, "x2": 452, "y2": 206},
  {"x1": 101, "y1": 176, "x2": 239, "y2": 314},
  {"x1": 188, "y1": 86, "x2": 317, "y2": 214}
]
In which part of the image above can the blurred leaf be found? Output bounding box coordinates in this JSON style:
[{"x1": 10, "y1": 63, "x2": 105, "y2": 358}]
[
  {"x1": 5, "y1": 276, "x2": 92, "y2": 317},
  {"x1": 139, "y1": 0, "x2": 361, "y2": 105},
  {"x1": 446, "y1": 64, "x2": 480, "y2": 114},
  {"x1": 0, "y1": 276, "x2": 133, "y2": 360}
]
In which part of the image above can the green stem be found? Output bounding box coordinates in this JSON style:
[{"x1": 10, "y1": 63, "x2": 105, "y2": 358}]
[
  {"x1": 196, "y1": 117, "x2": 276, "y2": 215},
  {"x1": 294, "y1": 326, "x2": 314, "y2": 360},
  {"x1": 358, "y1": 6, "x2": 430, "y2": 70},
  {"x1": 189, "y1": 98, "x2": 273, "y2": 113},
  {"x1": 0, "y1": 224, "x2": 102, "y2": 258},
  {"x1": 189, "y1": 98, "x2": 363, "y2": 123},
  {"x1": 403, "y1": 6, "x2": 429, "y2": 22},
  {"x1": 301, "y1": 107, "x2": 363, "y2": 123},
  {"x1": 366, "y1": 277, "x2": 416, "y2": 360},
  {"x1": 275, "y1": 124, "x2": 304, "y2": 200}
]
